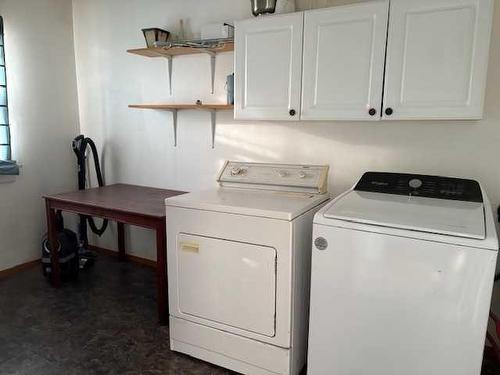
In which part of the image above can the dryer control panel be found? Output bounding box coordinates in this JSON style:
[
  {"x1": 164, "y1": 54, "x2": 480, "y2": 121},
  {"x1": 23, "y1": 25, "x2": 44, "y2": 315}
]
[
  {"x1": 217, "y1": 161, "x2": 329, "y2": 194},
  {"x1": 355, "y1": 172, "x2": 483, "y2": 202}
]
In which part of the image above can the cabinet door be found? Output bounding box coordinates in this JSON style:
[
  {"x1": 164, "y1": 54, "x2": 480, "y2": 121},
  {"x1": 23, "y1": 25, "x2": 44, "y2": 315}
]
[
  {"x1": 301, "y1": 1, "x2": 389, "y2": 121},
  {"x1": 383, "y1": 0, "x2": 493, "y2": 120},
  {"x1": 235, "y1": 13, "x2": 303, "y2": 121}
]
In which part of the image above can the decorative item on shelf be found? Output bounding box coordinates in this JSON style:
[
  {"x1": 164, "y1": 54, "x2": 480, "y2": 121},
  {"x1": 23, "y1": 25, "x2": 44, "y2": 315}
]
[
  {"x1": 251, "y1": 0, "x2": 277, "y2": 16},
  {"x1": 201, "y1": 22, "x2": 235, "y2": 40},
  {"x1": 142, "y1": 28, "x2": 170, "y2": 48},
  {"x1": 196, "y1": 100, "x2": 203, "y2": 105},
  {"x1": 153, "y1": 38, "x2": 232, "y2": 50},
  {"x1": 226, "y1": 73, "x2": 234, "y2": 105}
]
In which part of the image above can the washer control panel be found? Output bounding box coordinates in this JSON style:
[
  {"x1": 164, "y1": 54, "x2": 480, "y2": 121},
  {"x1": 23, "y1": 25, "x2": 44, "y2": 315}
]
[
  {"x1": 218, "y1": 161, "x2": 329, "y2": 194},
  {"x1": 354, "y1": 172, "x2": 483, "y2": 202}
]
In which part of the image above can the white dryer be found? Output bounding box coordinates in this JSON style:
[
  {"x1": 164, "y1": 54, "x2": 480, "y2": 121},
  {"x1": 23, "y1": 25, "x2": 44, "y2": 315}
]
[
  {"x1": 165, "y1": 161, "x2": 330, "y2": 375},
  {"x1": 308, "y1": 172, "x2": 498, "y2": 375}
]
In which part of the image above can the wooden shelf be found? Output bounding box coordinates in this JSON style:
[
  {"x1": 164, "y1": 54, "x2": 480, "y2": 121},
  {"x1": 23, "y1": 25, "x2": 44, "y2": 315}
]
[
  {"x1": 127, "y1": 42, "x2": 234, "y2": 58},
  {"x1": 129, "y1": 104, "x2": 234, "y2": 148},
  {"x1": 127, "y1": 41, "x2": 234, "y2": 95},
  {"x1": 129, "y1": 104, "x2": 234, "y2": 111},
  {"x1": 127, "y1": 41, "x2": 235, "y2": 146}
]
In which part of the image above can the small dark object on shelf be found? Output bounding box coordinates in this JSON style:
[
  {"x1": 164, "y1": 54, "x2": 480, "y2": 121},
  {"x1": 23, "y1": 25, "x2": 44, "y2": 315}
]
[{"x1": 142, "y1": 28, "x2": 170, "y2": 48}]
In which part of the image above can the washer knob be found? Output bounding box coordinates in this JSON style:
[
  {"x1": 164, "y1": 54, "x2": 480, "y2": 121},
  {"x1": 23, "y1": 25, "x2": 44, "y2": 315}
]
[{"x1": 409, "y1": 178, "x2": 423, "y2": 189}]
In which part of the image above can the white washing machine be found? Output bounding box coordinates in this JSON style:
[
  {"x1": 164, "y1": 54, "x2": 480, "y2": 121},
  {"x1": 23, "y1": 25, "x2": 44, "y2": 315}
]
[
  {"x1": 165, "y1": 161, "x2": 330, "y2": 375},
  {"x1": 308, "y1": 172, "x2": 499, "y2": 375}
]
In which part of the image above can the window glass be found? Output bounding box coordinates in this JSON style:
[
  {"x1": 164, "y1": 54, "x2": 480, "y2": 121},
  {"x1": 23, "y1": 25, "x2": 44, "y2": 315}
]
[{"x1": 0, "y1": 16, "x2": 10, "y2": 160}]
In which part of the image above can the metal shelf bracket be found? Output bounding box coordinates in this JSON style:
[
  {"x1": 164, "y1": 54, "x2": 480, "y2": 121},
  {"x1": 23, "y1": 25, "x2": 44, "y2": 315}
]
[
  {"x1": 164, "y1": 51, "x2": 216, "y2": 95},
  {"x1": 165, "y1": 51, "x2": 217, "y2": 95},
  {"x1": 166, "y1": 56, "x2": 173, "y2": 95},
  {"x1": 164, "y1": 108, "x2": 215, "y2": 148},
  {"x1": 130, "y1": 105, "x2": 228, "y2": 148},
  {"x1": 207, "y1": 51, "x2": 216, "y2": 95},
  {"x1": 210, "y1": 110, "x2": 216, "y2": 149},
  {"x1": 172, "y1": 109, "x2": 178, "y2": 147}
]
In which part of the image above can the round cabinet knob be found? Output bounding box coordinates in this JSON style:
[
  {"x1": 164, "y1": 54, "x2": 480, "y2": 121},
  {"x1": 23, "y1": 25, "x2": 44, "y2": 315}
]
[
  {"x1": 385, "y1": 107, "x2": 394, "y2": 116},
  {"x1": 409, "y1": 178, "x2": 423, "y2": 189},
  {"x1": 289, "y1": 109, "x2": 296, "y2": 116},
  {"x1": 278, "y1": 170, "x2": 288, "y2": 178},
  {"x1": 368, "y1": 108, "x2": 377, "y2": 116},
  {"x1": 298, "y1": 171, "x2": 307, "y2": 179}
]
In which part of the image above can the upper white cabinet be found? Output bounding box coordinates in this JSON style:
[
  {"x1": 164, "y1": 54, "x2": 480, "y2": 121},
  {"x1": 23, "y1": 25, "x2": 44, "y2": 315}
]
[
  {"x1": 301, "y1": 1, "x2": 389, "y2": 121},
  {"x1": 234, "y1": 0, "x2": 493, "y2": 121},
  {"x1": 383, "y1": 0, "x2": 494, "y2": 120},
  {"x1": 234, "y1": 13, "x2": 303, "y2": 121}
]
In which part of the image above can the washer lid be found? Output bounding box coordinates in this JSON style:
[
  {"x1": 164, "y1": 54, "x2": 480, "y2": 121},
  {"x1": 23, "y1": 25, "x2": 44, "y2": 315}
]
[
  {"x1": 166, "y1": 188, "x2": 330, "y2": 221},
  {"x1": 324, "y1": 190, "x2": 485, "y2": 239}
]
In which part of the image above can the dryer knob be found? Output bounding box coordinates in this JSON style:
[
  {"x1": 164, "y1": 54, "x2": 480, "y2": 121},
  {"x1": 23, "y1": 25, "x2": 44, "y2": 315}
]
[
  {"x1": 278, "y1": 170, "x2": 288, "y2": 178},
  {"x1": 409, "y1": 178, "x2": 423, "y2": 189},
  {"x1": 231, "y1": 167, "x2": 242, "y2": 176}
]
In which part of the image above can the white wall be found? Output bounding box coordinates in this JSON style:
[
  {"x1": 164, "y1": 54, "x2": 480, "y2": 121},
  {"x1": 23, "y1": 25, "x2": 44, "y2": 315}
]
[
  {"x1": 72, "y1": 0, "x2": 500, "y2": 261},
  {"x1": 0, "y1": 0, "x2": 80, "y2": 271},
  {"x1": 72, "y1": 0, "x2": 500, "y2": 316}
]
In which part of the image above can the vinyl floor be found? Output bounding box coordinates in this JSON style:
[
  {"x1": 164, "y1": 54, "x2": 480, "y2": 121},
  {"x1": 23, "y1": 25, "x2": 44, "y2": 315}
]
[
  {"x1": 0, "y1": 253, "x2": 497, "y2": 375},
  {"x1": 0, "y1": 254, "x2": 233, "y2": 375}
]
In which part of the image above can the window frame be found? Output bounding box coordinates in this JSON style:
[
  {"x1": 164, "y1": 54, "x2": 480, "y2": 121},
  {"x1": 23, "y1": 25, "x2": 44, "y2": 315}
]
[{"x1": 0, "y1": 16, "x2": 12, "y2": 161}]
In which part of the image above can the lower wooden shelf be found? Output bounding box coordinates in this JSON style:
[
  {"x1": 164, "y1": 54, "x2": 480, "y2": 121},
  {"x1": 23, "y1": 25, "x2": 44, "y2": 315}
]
[
  {"x1": 129, "y1": 104, "x2": 233, "y2": 111},
  {"x1": 129, "y1": 103, "x2": 234, "y2": 148}
]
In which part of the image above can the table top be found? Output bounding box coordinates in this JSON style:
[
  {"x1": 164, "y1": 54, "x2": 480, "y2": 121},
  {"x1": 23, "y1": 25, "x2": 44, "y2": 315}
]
[{"x1": 44, "y1": 184, "x2": 187, "y2": 218}]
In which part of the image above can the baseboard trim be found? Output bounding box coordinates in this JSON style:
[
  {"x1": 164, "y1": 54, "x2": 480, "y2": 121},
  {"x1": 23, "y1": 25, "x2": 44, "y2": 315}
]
[
  {"x1": 88, "y1": 245, "x2": 157, "y2": 268},
  {"x1": 0, "y1": 259, "x2": 40, "y2": 279}
]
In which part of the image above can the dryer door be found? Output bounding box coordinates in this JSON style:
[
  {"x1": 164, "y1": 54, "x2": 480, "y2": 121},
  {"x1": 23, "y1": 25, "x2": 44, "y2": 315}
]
[{"x1": 177, "y1": 233, "x2": 277, "y2": 337}]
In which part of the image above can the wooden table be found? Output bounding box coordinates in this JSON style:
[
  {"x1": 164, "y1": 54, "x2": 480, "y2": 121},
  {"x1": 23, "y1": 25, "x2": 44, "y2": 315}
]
[{"x1": 43, "y1": 184, "x2": 186, "y2": 325}]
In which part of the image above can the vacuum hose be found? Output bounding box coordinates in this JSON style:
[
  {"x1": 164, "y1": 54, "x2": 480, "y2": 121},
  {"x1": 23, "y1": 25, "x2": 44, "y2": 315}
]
[{"x1": 72, "y1": 135, "x2": 108, "y2": 245}]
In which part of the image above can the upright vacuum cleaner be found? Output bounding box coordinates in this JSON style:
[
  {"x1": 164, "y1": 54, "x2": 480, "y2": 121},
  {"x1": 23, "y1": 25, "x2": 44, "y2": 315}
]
[
  {"x1": 41, "y1": 213, "x2": 79, "y2": 280},
  {"x1": 72, "y1": 135, "x2": 108, "y2": 269}
]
